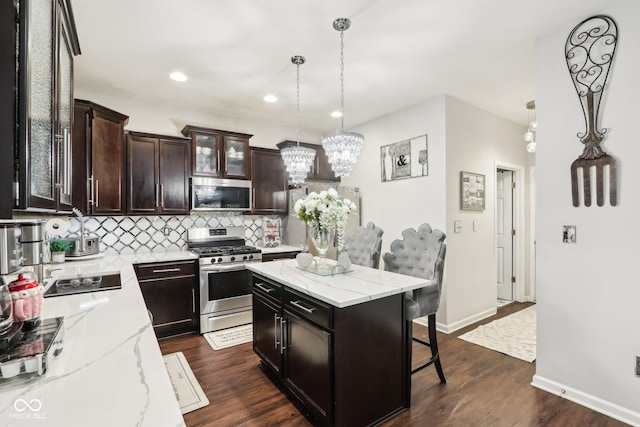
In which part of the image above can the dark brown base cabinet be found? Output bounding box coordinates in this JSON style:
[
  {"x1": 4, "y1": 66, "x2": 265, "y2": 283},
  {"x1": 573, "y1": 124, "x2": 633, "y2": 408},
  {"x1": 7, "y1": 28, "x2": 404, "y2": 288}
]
[
  {"x1": 252, "y1": 273, "x2": 408, "y2": 427},
  {"x1": 134, "y1": 260, "x2": 198, "y2": 339}
]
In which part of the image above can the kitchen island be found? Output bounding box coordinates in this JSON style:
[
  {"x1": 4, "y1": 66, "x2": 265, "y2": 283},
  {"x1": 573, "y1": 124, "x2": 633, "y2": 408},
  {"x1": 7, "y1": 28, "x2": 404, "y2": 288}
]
[
  {"x1": 247, "y1": 259, "x2": 429, "y2": 427},
  {"x1": 0, "y1": 251, "x2": 196, "y2": 426}
]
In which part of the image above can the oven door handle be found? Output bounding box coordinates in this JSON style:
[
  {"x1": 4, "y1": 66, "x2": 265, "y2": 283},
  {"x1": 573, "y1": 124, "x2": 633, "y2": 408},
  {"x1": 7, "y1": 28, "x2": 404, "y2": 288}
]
[{"x1": 200, "y1": 263, "x2": 248, "y2": 273}]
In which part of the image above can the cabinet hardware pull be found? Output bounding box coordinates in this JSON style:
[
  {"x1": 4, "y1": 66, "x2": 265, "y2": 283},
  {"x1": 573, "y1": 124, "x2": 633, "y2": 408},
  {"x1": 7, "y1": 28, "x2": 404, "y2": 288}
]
[
  {"x1": 191, "y1": 289, "x2": 196, "y2": 313},
  {"x1": 95, "y1": 179, "x2": 99, "y2": 207},
  {"x1": 88, "y1": 176, "x2": 94, "y2": 206},
  {"x1": 151, "y1": 268, "x2": 181, "y2": 273},
  {"x1": 255, "y1": 283, "x2": 274, "y2": 293},
  {"x1": 216, "y1": 155, "x2": 220, "y2": 174},
  {"x1": 290, "y1": 300, "x2": 316, "y2": 314},
  {"x1": 280, "y1": 317, "x2": 287, "y2": 354},
  {"x1": 155, "y1": 184, "x2": 159, "y2": 208},
  {"x1": 66, "y1": 130, "x2": 72, "y2": 196},
  {"x1": 160, "y1": 184, "x2": 164, "y2": 208},
  {"x1": 274, "y1": 314, "x2": 280, "y2": 350}
]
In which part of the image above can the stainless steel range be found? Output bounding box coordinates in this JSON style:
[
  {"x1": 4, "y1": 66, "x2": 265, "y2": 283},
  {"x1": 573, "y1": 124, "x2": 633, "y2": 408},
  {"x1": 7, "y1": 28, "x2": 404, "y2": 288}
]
[{"x1": 187, "y1": 227, "x2": 262, "y2": 334}]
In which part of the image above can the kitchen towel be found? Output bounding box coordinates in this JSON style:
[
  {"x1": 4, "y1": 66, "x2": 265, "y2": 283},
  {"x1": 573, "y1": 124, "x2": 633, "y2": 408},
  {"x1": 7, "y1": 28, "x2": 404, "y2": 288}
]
[{"x1": 45, "y1": 218, "x2": 69, "y2": 236}]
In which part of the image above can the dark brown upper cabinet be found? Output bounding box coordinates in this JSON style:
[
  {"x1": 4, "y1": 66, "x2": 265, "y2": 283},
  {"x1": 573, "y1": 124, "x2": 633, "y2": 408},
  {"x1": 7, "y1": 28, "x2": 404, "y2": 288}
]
[
  {"x1": 181, "y1": 125, "x2": 252, "y2": 179},
  {"x1": 72, "y1": 100, "x2": 129, "y2": 215},
  {"x1": 276, "y1": 141, "x2": 339, "y2": 183},
  {"x1": 126, "y1": 132, "x2": 190, "y2": 215},
  {"x1": 14, "y1": 0, "x2": 81, "y2": 212},
  {"x1": 250, "y1": 148, "x2": 287, "y2": 214}
]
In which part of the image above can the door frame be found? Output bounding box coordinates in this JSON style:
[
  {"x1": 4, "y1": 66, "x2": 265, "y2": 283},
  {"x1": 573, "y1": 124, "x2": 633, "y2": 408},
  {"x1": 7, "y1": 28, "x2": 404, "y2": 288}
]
[
  {"x1": 529, "y1": 166, "x2": 536, "y2": 302},
  {"x1": 494, "y1": 161, "x2": 525, "y2": 302}
]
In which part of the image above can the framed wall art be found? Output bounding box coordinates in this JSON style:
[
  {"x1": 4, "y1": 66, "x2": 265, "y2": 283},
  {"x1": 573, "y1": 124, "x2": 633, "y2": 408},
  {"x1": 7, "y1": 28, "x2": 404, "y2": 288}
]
[
  {"x1": 460, "y1": 171, "x2": 485, "y2": 211},
  {"x1": 380, "y1": 134, "x2": 428, "y2": 182}
]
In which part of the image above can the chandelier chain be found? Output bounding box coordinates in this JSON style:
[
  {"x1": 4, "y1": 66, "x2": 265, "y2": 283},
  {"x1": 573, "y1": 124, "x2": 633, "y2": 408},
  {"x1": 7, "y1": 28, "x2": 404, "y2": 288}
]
[
  {"x1": 339, "y1": 28, "x2": 345, "y2": 130},
  {"x1": 296, "y1": 60, "x2": 301, "y2": 145}
]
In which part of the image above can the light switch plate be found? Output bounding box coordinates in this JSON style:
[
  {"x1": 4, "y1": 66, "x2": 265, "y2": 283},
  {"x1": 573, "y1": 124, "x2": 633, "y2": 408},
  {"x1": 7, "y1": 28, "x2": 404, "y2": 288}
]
[
  {"x1": 454, "y1": 221, "x2": 462, "y2": 233},
  {"x1": 473, "y1": 220, "x2": 478, "y2": 232}
]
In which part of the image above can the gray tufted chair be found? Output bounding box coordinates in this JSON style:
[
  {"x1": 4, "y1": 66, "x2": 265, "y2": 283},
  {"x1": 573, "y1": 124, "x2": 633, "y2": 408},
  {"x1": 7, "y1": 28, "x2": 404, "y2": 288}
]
[
  {"x1": 383, "y1": 223, "x2": 446, "y2": 386},
  {"x1": 344, "y1": 222, "x2": 384, "y2": 269}
]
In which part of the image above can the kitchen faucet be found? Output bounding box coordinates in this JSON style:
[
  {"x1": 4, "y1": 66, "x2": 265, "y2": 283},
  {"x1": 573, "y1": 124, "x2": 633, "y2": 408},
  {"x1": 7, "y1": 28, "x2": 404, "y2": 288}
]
[{"x1": 72, "y1": 207, "x2": 86, "y2": 253}]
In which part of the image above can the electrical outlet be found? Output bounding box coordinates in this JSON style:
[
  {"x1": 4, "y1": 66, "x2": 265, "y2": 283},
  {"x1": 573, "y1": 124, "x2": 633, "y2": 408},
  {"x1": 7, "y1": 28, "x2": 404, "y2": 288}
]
[
  {"x1": 163, "y1": 226, "x2": 171, "y2": 236},
  {"x1": 636, "y1": 356, "x2": 640, "y2": 377},
  {"x1": 454, "y1": 221, "x2": 462, "y2": 234}
]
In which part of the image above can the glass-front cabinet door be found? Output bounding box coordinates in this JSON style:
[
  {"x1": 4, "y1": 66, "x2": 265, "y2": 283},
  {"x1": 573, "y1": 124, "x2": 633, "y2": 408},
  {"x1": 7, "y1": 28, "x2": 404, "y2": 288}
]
[
  {"x1": 27, "y1": 0, "x2": 56, "y2": 209},
  {"x1": 193, "y1": 133, "x2": 221, "y2": 176},
  {"x1": 56, "y1": 15, "x2": 74, "y2": 209},
  {"x1": 223, "y1": 136, "x2": 249, "y2": 178}
]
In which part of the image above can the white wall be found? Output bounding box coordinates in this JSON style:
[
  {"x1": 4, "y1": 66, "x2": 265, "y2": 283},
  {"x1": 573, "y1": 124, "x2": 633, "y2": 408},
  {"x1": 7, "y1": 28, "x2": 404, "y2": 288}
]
[
  {"x1": 533, "y1": 2, "x2": 640, "y2": 424},
  {"x1": 341, "y1": 95, "x2": 447, "y2": 261},
  {"x1": 74, "y1": 90, "x2": 320, "y2": 148},
  {"x1": 342, "y1": 94, "x2": 529, "y2": 331},
  {"x1": 444, "y1": 96, "x2": 528, "y2": 329}
]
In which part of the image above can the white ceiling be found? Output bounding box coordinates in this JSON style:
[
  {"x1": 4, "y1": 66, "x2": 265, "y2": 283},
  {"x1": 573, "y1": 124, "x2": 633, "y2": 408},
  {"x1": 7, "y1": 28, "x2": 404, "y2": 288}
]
[{"x1": 71, "y1": 0, "x2": 611, "y2": 133}]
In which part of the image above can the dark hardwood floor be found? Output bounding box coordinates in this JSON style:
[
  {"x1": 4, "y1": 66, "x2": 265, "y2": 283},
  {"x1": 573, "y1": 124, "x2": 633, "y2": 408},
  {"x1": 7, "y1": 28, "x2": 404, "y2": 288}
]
[{"x1": 159, "y1": 303, "x2": 628, "y2": 427}]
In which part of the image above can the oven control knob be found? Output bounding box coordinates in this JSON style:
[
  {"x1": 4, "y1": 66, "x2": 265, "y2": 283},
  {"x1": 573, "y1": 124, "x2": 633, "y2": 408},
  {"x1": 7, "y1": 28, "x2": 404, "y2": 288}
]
[
  {"x1": 248, "y1": 255, "x2": 254, "y2": 260},
  {"x1": 230, "y1": 256, "x2": 236, "y2": 262},
  {"x1": 217, "y1": 257, "x2": 223, "y2": 263},
  {"x1": 242, "y1": 255, "x2": 247, "y2": 260}
]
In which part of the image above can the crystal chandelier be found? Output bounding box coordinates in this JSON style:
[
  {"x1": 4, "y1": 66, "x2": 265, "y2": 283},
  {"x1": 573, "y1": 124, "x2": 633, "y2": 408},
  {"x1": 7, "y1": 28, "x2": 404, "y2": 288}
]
[
  {"x1": 280, "y1": 55, "x2": 316, "y2": 184},
  {"x1": 524, "y1": 100, "x2": 537, "y2": 153},
  {"x1": 321, "y1": 18, "x2": 364, "y2": 178}
]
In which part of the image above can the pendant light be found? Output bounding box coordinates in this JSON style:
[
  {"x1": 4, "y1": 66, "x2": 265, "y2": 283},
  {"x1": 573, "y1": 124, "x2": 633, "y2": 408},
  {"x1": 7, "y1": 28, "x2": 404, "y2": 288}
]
[
  {"x1": 321, "y1": 18, "x2": 364, "y2": 178},
  {"x1": 280, "y1": 56, "x2": 316, "y2": 185},
  {"x1": 524, "y1": 100, "x2": 537, "y2": 153}
]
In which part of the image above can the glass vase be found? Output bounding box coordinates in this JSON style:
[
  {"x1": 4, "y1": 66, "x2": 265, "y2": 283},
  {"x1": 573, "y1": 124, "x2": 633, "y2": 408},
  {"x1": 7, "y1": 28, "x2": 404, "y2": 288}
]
[{"x1": 308, "y1": 222, "x2": 334, "y2": 273}]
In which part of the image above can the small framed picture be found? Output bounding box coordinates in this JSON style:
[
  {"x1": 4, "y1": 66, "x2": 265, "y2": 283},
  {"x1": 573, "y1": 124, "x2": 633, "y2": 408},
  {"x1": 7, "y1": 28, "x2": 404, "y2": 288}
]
[
  {"x1": 460, "y1": 171, "x2": 485, "y2": 211},
  {"x1": 262, "y1": 218, "x2": 281, "y2": 248}
]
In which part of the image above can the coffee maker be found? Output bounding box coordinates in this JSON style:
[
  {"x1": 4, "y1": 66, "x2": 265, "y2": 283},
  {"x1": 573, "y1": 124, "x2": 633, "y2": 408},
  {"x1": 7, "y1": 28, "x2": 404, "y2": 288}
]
[{"x1": 16, "y1": 219, "x2": 46, "y2": 281}]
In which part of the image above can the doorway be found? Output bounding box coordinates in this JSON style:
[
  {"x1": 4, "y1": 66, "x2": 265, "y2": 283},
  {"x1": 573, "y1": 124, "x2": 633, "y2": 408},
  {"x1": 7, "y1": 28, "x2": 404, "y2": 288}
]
[
  {"x1": 494, "y1": 161, "x2": 526, "y2": 306},
  {"x1": 496, "y1": 169, "x2": 514, "y2": 303}
]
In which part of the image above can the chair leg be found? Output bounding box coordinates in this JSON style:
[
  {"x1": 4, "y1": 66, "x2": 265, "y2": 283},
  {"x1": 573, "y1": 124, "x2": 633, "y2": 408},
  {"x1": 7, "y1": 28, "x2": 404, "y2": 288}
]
[{"x1": 410, "y1": 313, "x2": 446, "y2": 384}]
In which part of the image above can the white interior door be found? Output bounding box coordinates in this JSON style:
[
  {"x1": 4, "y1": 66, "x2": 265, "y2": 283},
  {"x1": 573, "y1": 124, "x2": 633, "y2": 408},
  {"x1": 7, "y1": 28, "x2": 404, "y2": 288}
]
[{"x1": 496, "y1": 170, "x2": 513, "y2": 300}]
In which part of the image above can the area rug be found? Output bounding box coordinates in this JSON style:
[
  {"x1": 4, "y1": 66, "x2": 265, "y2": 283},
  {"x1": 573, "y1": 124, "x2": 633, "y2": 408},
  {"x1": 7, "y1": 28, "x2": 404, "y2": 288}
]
[
  {"x1": 163, "y1": 351, "x2": 209, "y2": 414},
  {"x1": 458, "y1": 305, "x2": 536, "y2": 363},
  {"x1": 204, "y1": 324, "x2": 253, "y2": 350}
]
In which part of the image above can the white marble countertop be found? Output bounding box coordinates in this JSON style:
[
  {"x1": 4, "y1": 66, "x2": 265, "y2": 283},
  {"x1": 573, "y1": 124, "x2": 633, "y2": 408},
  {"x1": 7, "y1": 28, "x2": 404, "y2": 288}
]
[
  {"x1": 0, "y1": 251, "x2": 194, "y2": 426},
  {"x1": 257, "y1": 244, "x2": 302, "y2": 254},
  {"x1": 247, "y1": 259, "x2": 428, "y2": 308}
]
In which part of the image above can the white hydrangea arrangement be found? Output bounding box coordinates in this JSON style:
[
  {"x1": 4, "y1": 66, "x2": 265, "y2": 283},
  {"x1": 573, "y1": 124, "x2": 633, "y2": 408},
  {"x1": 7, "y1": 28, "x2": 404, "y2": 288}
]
[{"x1": 293, "y1": 188, "x2": 357, "y2": 250}]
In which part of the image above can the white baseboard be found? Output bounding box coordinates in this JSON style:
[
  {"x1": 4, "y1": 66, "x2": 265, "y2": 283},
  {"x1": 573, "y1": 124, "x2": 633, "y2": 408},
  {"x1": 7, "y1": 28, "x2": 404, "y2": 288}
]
[
  {"x1": 413, "y1": 307, "x2": 497, "y2": 334},
  {"x1": 531, "y1": 375, "x2": 640, "y2": 426}
]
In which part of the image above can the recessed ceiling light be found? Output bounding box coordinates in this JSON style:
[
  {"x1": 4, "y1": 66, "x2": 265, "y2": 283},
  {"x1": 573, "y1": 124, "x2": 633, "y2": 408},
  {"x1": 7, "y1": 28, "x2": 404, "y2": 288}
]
[
  {"x1": 263, "y1": 94, "x2": 278, "y2": 103},
  {"x1": 331, "y1": 111, "x2": 342, "y2": 118},
  {"x1": 169, "y1": 71, "x2": 188, "y2": 82}
]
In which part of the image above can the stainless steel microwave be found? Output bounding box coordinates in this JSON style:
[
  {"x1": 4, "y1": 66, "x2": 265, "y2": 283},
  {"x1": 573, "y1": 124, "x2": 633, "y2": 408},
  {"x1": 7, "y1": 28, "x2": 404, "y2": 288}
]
[{"x1": 191, "y1": 177, "x2": 252, "y2": 212}]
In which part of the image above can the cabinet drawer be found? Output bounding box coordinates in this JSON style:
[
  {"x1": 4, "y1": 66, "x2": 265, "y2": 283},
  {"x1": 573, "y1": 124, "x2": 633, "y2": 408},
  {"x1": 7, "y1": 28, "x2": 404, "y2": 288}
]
[
  {"x1": 284, "y1": 288, "x2": 332, "y2": 330},
  {"x1": 252, "y1": 274, "x2": 282, "y2": 303},
  {"x1": 135, "y1": 260, "x2": 196, "y2": 280},
  {"x1": 262, "y1": 251, "x2": 300, "y2": 262}
]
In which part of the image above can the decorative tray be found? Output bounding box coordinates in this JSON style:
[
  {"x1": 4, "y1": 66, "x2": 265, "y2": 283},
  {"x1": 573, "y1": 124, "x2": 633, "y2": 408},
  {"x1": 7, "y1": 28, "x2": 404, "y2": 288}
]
[{"x1": 295, "y1": 264, "x2": 353, "y2": 277}]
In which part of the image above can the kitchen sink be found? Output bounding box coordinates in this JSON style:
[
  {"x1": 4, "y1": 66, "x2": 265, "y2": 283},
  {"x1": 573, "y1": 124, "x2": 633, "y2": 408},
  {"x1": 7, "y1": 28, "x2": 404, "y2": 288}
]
[{"x1": 45, "y1": 272, "x2": 122, "y2": 298}]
